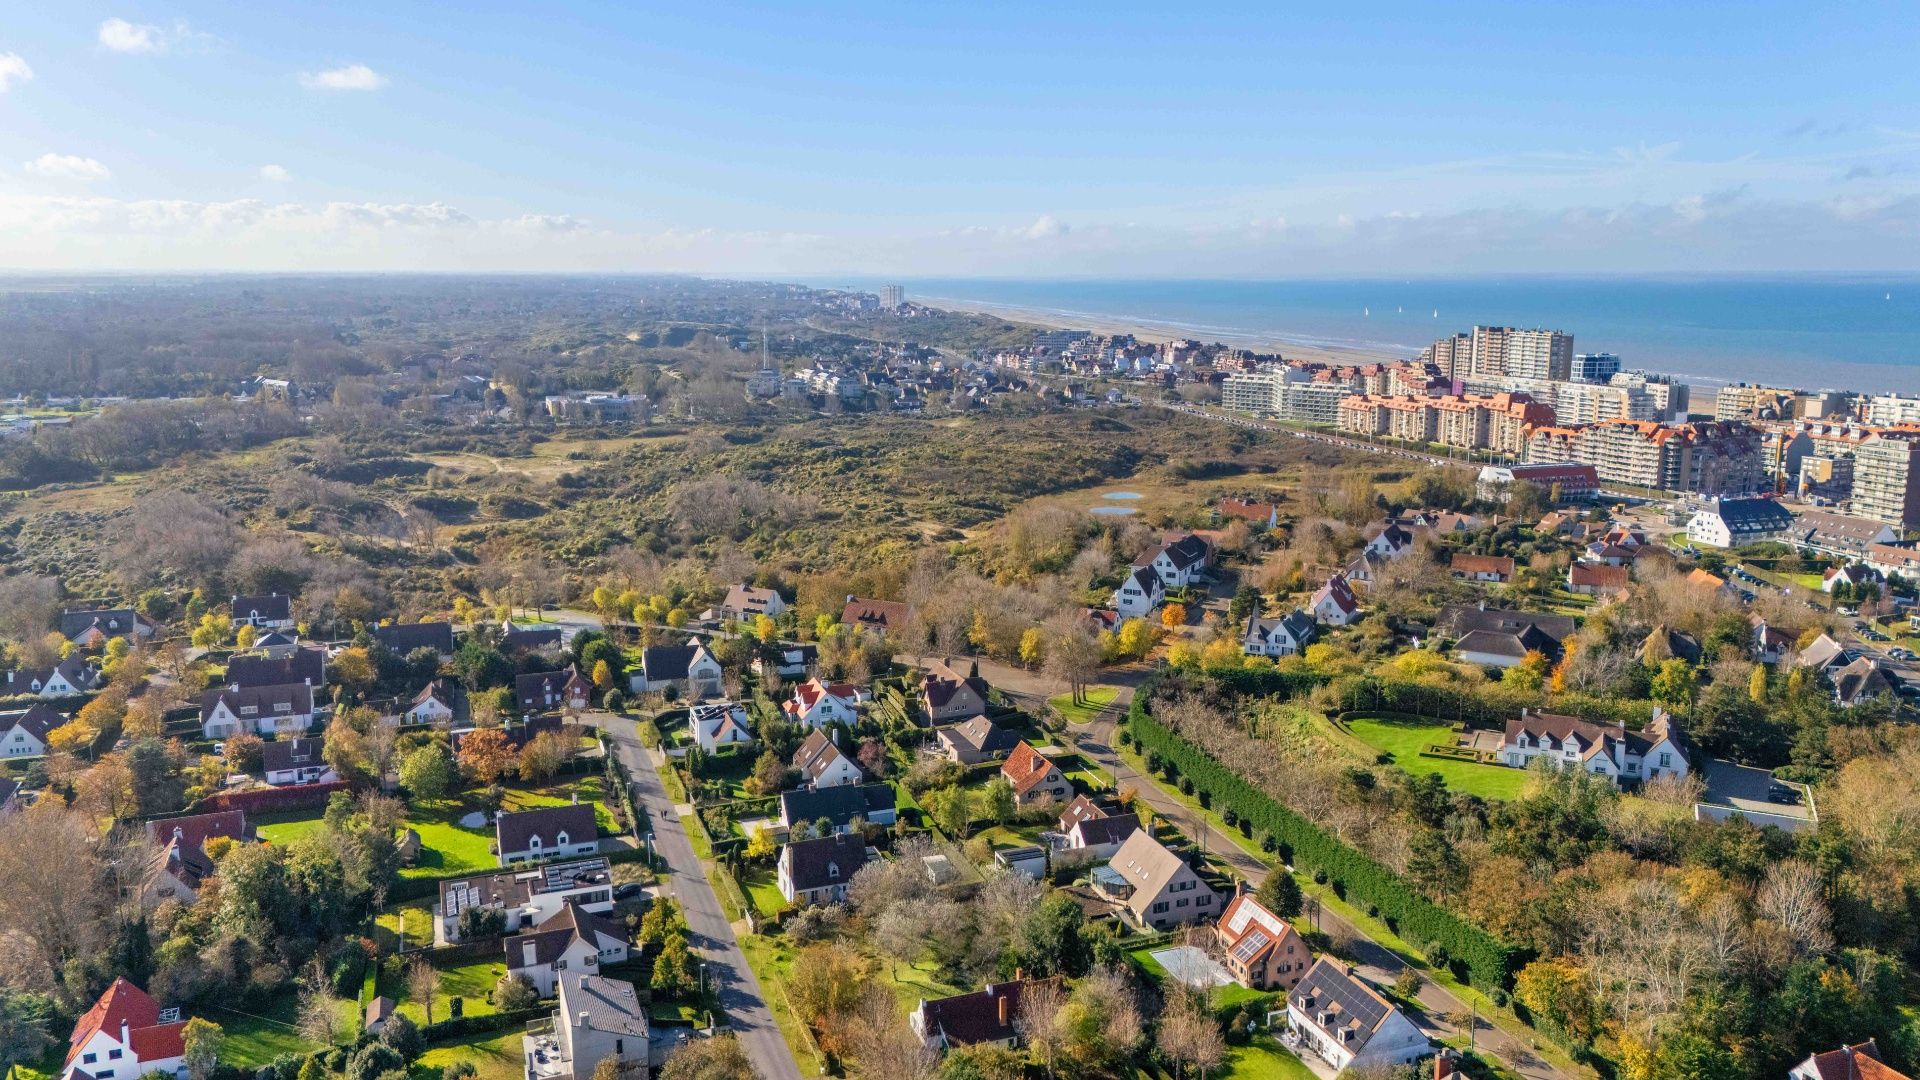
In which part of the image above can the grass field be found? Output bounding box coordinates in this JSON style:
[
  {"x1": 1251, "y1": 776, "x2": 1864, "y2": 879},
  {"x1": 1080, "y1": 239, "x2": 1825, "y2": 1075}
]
[
  {"x1": 1344, "y1": 716, "x2": 1529, "y2": 801},
  {"x1": 1051, "y1": 685, "x2": 1122, "y2": 724},
  {"x1": 412, "y1": 1029, "x2": 524, "y2": 1080},
  {"x1": 741, "y1": 866, "x2": 788, "y2": 920},
  {"x1": 376, "y1": 952, "x2": 505, "y2": 1026},
  {"x1": 1224, "y1": 1035, "x2": 1320, "y2": 1080},
  {"x1": 203, "y1": 992, "x2": 356, "y2": 1067}
]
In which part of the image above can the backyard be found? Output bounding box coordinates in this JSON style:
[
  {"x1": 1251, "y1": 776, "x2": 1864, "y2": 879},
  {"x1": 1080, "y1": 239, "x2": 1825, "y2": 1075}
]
[
  {"x1": 1343, "y1": 715, "x2": 1530, "y2": 801},
  {"x1": 411, "y1": 1029, "x2": 523, "y2": 1080}
]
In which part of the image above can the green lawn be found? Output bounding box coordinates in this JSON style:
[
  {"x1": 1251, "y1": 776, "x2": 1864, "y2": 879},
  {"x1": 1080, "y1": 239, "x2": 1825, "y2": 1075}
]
[
  {"x1": 1344, "y1": 716, "x2": 1529, "y2": 801},
  {"x1": 203, "y1": 991, "x2": 356, "y2": 1067},
  {"x1": 374, "y1": 900, "x2": 438, "y2": 951},
  {"x1": 737, "y1": 935, "x2": 828, "y2": 1074},
  {"x1": 377, "y1": 953, "x2": 504, "y2": 1026},
  {"x1": 1051, "y1": 685, "x2": 1121, "y2": 724},
  {"x1": 1225, "y1": 1035, "x2": 1319, "y2": 1080},
  {"x1": 973, "y1": 823, "x2": 1050, "y2": 850},
  {"x1": 412, "y1": 1029, "x2": 524, "y2": 1080},
  {"x1": 742, "y1": 866, "x2": 788, "y2": 920}
]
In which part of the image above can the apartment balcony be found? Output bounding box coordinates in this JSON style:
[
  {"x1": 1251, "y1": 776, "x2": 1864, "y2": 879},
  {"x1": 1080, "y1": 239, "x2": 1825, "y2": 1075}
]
[{"x1": 524, "y1": 1019, "x2": 571, "y2": 1080}]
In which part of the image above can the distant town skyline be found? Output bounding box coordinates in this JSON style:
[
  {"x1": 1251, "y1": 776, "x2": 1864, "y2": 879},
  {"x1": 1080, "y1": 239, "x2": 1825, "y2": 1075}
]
[{"x1": 2, "y1": 2, "x2": 1918, "y2": 274}]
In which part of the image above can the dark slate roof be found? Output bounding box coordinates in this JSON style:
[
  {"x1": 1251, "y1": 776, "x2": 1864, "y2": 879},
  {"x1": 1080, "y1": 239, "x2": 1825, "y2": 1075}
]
[
  {"x1": 496, "y1": 804, "x2": 598, "y2": 854},
  {"x1": 640, "y1": 644, "x2": 701, "y2": 682},
  {"x1": 792, "y1": 730, "x2": 860, "y2": 784},
  {"x1": 230, "y1": 594, "x2": 292, "y2": 621},
  {"x1": 939, "y1": 714, "x2": 1019, "y2": 756},
  {"x1": 1702, "y1": 497, "x2": 1793, "y2": 532},
  {"x1": 226, "y1": 646, "x2": 326, "y2": 688},
  {"x1": 506, "y1": 900, "x2": 626, "y2": 970},
  {"x1": 1834, "y1": 657, "x2": 1897, "y2": 705},
  {"x1": 1288, "y1": 958, "x2": 1398, "y2": 1052},
  {"x1": 917, "y1": 978, "x2": 1062, "y2": 1047},
  {"x1": 502, "y1": 627, "x2": 564, "y2": 652},
  {"x1": 1072, "y1": 813, "x2": 1140, "y2": 848},
  {"x1": 260, "y1": 736, "x2": 326, "y2": 775},
  {"x1": 1437, "y1": 605, "x2": 1576, "y2": 643},
  {"x1": 58, "y1": 608, "x2": 152, "y2": 641},
  {"x1": 1145, "y1": 533, "x2": 1212, "y2": 572},
  {"x1": 374, "y1": 622, "x2": 455, "y2": 656},
  {"x1": 515, "y1": 666, "x2": 589, "y2": 712},
  {"x1": 781, "y1": 832, "x2": 869, "y2": 892},
  {"x1": 0, "y1": 703, "x2": 66, "y2": 742},
  {"x1": 201, "y1": 682, "x2": 313, "y2": 720},
  {"x1": 779, "y1": 783, "x2": 896, "y2": 828}
]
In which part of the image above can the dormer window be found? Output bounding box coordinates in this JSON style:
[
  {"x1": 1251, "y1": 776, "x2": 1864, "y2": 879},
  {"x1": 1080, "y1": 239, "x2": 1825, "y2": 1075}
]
[
  {"x1": 555, "y1": 832, "x2": 570, "y2": 846},
  {"x1": 827, "y1": 863, "x2": 841, "y2": 879}
]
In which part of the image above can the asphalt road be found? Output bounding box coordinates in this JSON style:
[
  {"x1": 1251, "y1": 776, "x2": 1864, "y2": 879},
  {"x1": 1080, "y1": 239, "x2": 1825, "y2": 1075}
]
[{"x1": 595, "y1": 711, "x2": 805, "y2": 1080}]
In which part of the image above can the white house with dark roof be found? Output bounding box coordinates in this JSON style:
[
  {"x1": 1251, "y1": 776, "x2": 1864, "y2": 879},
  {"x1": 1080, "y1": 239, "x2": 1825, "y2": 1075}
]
[
  {"x1": 261, "y1": 736, "x2": 335, "y2": 786},
  {"x1": 1308, "y1": 573, "x2": 1362, "y2": 626},
  {"x1": 3, "y1": 656, "x2": 101, "y2": 698},
  {"x1": 405, "y1": 679, "x2": 461, "y2": 725},
  {"x1": 1287, "y1": 958, "x2": 1432, "y2": 1073},
  {"x1": 792, "y1": 730, "x2": 864, "y2": 788},
  {"x1": 58, "y1": 607, "x2": 156, "y2": 648},
  {"x1": 689, "y1": 700, "x2": 754, "y2": 752},
  {"x1": 524, "y1": 972, "x2": 649, "y2": 1080},
  {"x1": 1243, "y1": 610, "x2": 1319, "y2": 658},
  {"x1": 1687, "y1": 497, "x2": 1794, "y2": 549},
  {"x1": 200, "y1": 683, "x2": 315, "y2": 738},
  {"x1": 1111, "y1": 565, "x2": 1166, "y2": 618},
  {"x1": 779, "y1": 782, "x2": 897, "y2": 834},
  {"x1": 629, "y1": 642, "x2": 722, "y2": 699},
  {"x1": 230, "y1": 593, "x2": 294, "y2": 630},
  {"x1": 1139, "y1": 533, "x2": 1214, "y2": 588},
  {"x1": 225, "y1": 646, "x2": 326, "y2": 689},
  {"x1": 435, "y1": 857, "x2": 615, "y2": 945},
  {"x1": 503, "y1": 900, "x2": 630, "y2": 998},
  {"x1": 713, "y1": 583, "x2": 787, "y2": 623},
  {"x1": 1362, "y1": 521, "x2": 1418, "y2": 559},
  {"x1": 497, "y1": 804, "x2": 600, "y2": 865},
  {"x1": 1499, "y1": 708, "x2": 1691, "y2": 786},
  {"x1": 777, "y1": 832, "x2": 871, "y2": 905},
  {"x1": 0, "y1": 703, "x2": 65, "y2": 757},
  {"x1": 1436, "y1": 605, "x2": 1575, "y2": 668}
]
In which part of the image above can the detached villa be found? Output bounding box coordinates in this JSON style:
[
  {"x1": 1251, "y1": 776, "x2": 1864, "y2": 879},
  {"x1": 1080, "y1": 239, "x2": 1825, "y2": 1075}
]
[
  {"x1": 1498, "y1": 708, "x2": 1692, "y2": 787},
  {"x1": 1287, "y1": 958, "x2": 1432, "y2": 1074}
]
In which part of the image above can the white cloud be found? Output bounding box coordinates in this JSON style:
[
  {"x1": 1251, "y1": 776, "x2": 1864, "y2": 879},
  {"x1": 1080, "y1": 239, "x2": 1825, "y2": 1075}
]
[
  {"x1": 258, "y1": 164, "x2": 291, "y2": 182},
  {"x1": 0, "y1": 52, "x2": 32, "y2": 91},
  {"x1": 299, "y1": 64, "x2": 387, "y2": 91},
  {"x1": 1020, "y1": 214, "x2": 1067, "y2": 240},
  {"x1": 98, "y1": 18, "x2": 164, "y2": 54},
  {"x1": 23, "y1": 154, "x2": 111, "y2": 183}
]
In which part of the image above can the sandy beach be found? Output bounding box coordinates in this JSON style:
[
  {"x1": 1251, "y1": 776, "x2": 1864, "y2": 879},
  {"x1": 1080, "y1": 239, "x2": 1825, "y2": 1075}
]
[{"x1": 917, "y1": 294, "x2": 1411, "y2": 368}]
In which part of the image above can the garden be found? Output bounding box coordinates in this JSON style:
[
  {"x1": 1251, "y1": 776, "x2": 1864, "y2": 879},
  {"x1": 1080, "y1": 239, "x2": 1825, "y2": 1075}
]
[{"x1": 1341, "y1": 714, "x2": 1530, "y2": 801}]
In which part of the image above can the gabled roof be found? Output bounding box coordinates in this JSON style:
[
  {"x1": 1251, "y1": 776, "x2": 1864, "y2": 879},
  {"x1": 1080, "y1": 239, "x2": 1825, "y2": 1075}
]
[
  {"x1": 411, "y1": 677, "x2": 461, "y2": 711},
  {"x1": 1798, "y1": 634, "x2": 1850, "y2": 671},
  {"x1": 506, "y1": 900, "x2": 625, "y2": 970},
  {"x1": 1288, "y1": 958, "x2": 1400, "y2": 1053},
  {"x1": 1124, "y1": 565, "x2": 1163, "y2": 596},
  {"x1": 496, "y1": 804, "x2": 597, "y2": 854},
  {"x1": 842, "y1": 596, "x2": 912, "y2": 632},
  {"x1": 502, "y1": 626, "x2": 564, "y2": 652},
  {"x1": 65, "y1": 978, "x2": 186, "y2": 1069},
  {"x1": 1218, "y1": 894, "x2": 1303, "y2": 971},
  {"x1": 781, "y1": 832, "x2": 869, "y2": 891},
  {"x1": 1246, "y1": 611, "x2": 1317, "y2": 647},
  {"x1": 1834, "y1": 657, "x2": 1897, "y2": 705},
  {"x1": 1797, "y1": 1041, "x2": 1911, "y2": 1080},
  {"x1": 373, "y1": 621, "x2": 456, "y2": 656},
  {"x1": 1437, "y1": 605, "x2": 1575, "y2": 644},
  {"x1": 515, "y1": 665, "x2": 590, "y2": 711},
  {"x1": 1310, "y1": 573, "x2": 1359, "y2": 615},
  {"x1": 721, "y1": 584, "x2": 784, "y2": 615},
  {"x1": 939, "y1": 714, "x2": 1019, "y2": 756},
  {"x1": 779, "y1": 782, "x2": 895, "y2": 828},
  {"x1": 1071, "y1": 813, "x2": 1140, "y2": 848},
  {"x1": 225, "y1": 646, "x2": 325, "y2": 689},
  {"x1": 1450, "y1": 553, "x2": 1515, "y2": 577},
  {"x1": 639, "y1": 644, "x2": 711, "y2": 682},
  {"x1": 230, "y1": 593, "x2": 291, "y2": 621},
  {"x1": 0, "y1": 703, "x2": 66, "y2": 743},
  {"x1": 1568, "y1": 562, "x2": 1630, "y2": 590},
  {"x1": 1141, "y1": 533, "x2": 1212, "y2": 572},
  {"x1": 922, "y1": 659, "x2": 990, "y2": 710},
  {"x1": 1697, "y1": 497, "x2": 1793, "y2": 530},
  {"x1": 58, "y1": 608, "x2": 154, "y2": 642},
  {"x1": 1057, "y1": 794, "x2": 1105, "y2": 831},
  {"x1": 260, "y1": 736, "x2": 326, "y2": 774},
  {"x1": 916, "y1": 978, "x2": 1062, "y2": 1048},
  {"x1": 793, "y1": 729, "x2": 861, "y2": 784},
  {"x1": 1001, "y1": 741, "x2": 1062, "y2": 795},
  {"x1": 1108, "y1": 831, "x2": 1207, "y2": 918},
  {"x1": 559, "y1": 972, "x2": 649, "y2": 1039},
  {"x1": 201, "y1": 682, "x2": 314, "y2": 720}
]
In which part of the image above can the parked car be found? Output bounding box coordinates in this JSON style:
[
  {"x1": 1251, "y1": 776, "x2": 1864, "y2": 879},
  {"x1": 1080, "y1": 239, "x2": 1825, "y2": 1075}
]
[{"x1": 1766, "y1": 784, "x2": 1801, "y2": 805}]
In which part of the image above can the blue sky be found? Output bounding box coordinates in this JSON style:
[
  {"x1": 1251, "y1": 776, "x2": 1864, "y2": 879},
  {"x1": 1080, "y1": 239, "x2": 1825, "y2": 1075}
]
[{"x1": 2, "y1": 1, "x2": 1917, "y2": 273}]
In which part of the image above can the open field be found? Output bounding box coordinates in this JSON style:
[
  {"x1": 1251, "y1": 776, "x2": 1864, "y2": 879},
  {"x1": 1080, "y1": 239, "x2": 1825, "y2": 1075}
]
[
  {"x1": 412, "y1": 1029, "x2": 524, "y2": 1080},
  {"x1": 1052, "y1": 685, "x2": 1122, "y2": 724},
  {"x1": 1343, "y1": 715, "x2": 1530, "y2": 801}
]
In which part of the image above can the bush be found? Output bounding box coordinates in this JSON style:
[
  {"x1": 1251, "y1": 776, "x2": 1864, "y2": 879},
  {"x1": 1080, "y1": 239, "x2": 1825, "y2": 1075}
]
[{"x1": 492, "y1": 975, "x2": 538, "y2": 1011}]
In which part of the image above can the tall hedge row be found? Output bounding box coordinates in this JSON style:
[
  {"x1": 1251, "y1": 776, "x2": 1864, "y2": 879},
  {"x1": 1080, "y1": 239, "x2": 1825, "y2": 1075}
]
[{"x1": 1127, "y1": 684, "x2": 1528, "y2": 988}]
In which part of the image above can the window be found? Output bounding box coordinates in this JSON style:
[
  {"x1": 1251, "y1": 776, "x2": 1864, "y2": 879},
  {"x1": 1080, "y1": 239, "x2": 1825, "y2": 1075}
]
[
  {"x1": 1152, "y1": 901, "x2": 1168, "y2": 914},
  {"x1": 1177, "y1": 897, "x2": 1189, "y2": 908},
  {"x1": 84, "y1": 1054, "x2": 98, "y2": 1065},
  {"x1": 615, "y1": 1040, "x2": 623, "y2": 1055},
  {"x1": 1660, "y1": 753, "x2": 1672, "y2": 766},
  {"x1": 109, "y1": 1050, "x2": 123, "y2": 1060}
]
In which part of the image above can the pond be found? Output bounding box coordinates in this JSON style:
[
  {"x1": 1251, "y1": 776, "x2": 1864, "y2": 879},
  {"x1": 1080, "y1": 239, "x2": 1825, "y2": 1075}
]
[
  {"x1": 1089, "y1": 505, "x2": 1138, "y2": 516},
  {"x1": 1101, "y1": 491, "x2": 1144, "y2": 500}
]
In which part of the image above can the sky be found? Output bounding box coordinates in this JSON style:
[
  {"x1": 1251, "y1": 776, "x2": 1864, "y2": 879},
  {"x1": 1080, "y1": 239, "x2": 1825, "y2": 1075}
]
[{"x1": 1, "y1": 1, "x2": 1918, "y2": 275}]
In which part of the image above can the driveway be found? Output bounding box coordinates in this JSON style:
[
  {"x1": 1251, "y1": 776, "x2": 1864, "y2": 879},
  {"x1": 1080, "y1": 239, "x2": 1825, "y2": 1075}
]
[
  {"x1": 592, "y1": 711, "x2": 803, "y2": 1080},
  {"x1": 1075, "y1": 695, "x2": 1575, "y2": 1080}
]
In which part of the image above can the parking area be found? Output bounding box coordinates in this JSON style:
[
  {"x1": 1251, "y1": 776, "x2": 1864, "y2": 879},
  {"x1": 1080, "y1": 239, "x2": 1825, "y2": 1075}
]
[{"x1": 1697, "y1": 760, "x2": 1816, "y2": 832}]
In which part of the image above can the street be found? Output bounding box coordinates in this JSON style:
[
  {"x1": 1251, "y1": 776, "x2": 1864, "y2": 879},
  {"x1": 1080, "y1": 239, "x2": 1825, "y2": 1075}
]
[{"x1": 594, "y1": 711, "x2": 805, "y2": 1080}]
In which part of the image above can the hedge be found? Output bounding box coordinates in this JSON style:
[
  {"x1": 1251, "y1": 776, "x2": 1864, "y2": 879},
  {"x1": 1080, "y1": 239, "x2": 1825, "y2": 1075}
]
[{"x1": 1127, "y1": 677, "x2": 1528, "y2": 988}]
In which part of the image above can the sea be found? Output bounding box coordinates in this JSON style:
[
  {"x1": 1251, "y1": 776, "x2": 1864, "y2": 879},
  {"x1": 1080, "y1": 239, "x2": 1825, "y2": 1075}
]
[{"x1": 822, "y1": 276, "x2": 1920, "y2": 396}]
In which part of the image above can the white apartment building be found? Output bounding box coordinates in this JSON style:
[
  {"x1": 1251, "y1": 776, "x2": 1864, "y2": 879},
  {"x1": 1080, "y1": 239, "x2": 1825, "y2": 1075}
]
[
  {"x1": 1864, "y1": 393, "x2": 1920, "y2": 427},
  {"x1": 1571, "y1": 352, "x2": 1621, "y2": 384},
  {"x1": 1469, "y1": 326, "x2": 1573, "y2": 381}
]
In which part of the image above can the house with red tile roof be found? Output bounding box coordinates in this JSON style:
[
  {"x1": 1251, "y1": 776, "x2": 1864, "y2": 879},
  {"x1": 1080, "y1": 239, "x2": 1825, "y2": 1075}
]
[
  {"x1": 1791, "y1": 1040, "x2": 1912, "y2": 1080},
  {"x1": 782, "y1": 677, "x2": 866, "y2": 729},
  {"x1": 1450, "y1": 553, "x2": 1515, "y2": 583},
  {"x1": 920, "y1": 659, "x2": 990, "y2": 723},
  {"x1": 1217, "y1": 893, "x2": 1311, "y2": 991},
  {"x1": 1001, "y1": 741, "x2": 1073, "y2": 806},
  {"x1": 63, "y1": 978, "x2": 188, "y2": 1080}
]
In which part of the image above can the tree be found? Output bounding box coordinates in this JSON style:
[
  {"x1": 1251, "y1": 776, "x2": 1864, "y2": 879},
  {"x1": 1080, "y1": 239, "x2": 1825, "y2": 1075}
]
[
  {"x1": 925, "y1": 784, "x2": 976, "y2": 839},
  {"x1": 1018, "y1": 627, "x2": 1045, "y2": 669},
  {"x1": 1018, "y1": 894, "x2": 1091, "y2": 977},
  {"x1": 1115, "y1": 618, "x2": 1154, "y2": 660},
  {"x1": 0, "y1": 987, "x2": 56, "y2": 1072},
  {"x1": 591, "y1": 659, "x2": 614, "y2": 691},
  {"x1": 745, "y1": 748, "x2": 789, "y2": 796},
  {"x1": 982, "y1": 776, "x2": 1016, "y2": 826},
  {"x1": 492, "y1": 975, "x2": 538, "y2": 1011},
  {"x1": 659, "y1": 1036, "x2": 760, "y2": 1080},
  {"x1": 294, "y1": 959, "x2": 339, "y2": 1046},
  {"x1": 1158, "y1": 986, "x2": 1224, "y2": 1080},
  {"x1": 652, "y1": 932, "x2": 696, "y2": 997},
  {"x1": 1255, "y1": 870, "x2": 1303, "y2": 919},
  {"x1": 457, "y1": 727, "x2": 517, "y2": 784},
  {"x1": 787, "y1": 943, "x2": 864, "y2": 1029},
  {"x1": 1160, "y1": 603, "x2": 1188, "y2": 631},
  {"x1": 871, "y1": 904, "x2": 924, "y2": 978},
  {"x1": 519, "y1": 729, "x2": 572, "y2": 783},
  {"x1": 1016, "y1": 978, "x2": 1069, "y2": 1080},
  {"x1": 379, "y1": 1013, "x2": 423, "y2": 1062},
  {"x1": 400, "y1": 743, "x2": 455, "y2": 802},
  {"x1": 181, "y1": 1017, "x2": 224, "y2": 1080},
  {"x1": 1748, "y1": 662, "x2": 1769, "y2": 705},
  {"x1": 754, "y1": 614, "x2": 778, "y2": 643},
  {"x1": 234, "y1": 623, "x2": 258, "y2": 650},
  {"x1": 1229, "y1": 585, "x2": 1262, "y2": 623},
  {"x1": 331, "y1": 647, "x2": 378, "y2": 697},
  {"x1": 590, "y1": 1057, "x2": 628, "y2": 1080},
  {"x1": 323, "y1": 717, "x2": 373, "y2": 786},
  {"x1": 407, "y1": 957, "x2": 442, "y2": 1025},
  {"x1": 1649, "y1": 658, "x2": 1698, "y2": 711}
]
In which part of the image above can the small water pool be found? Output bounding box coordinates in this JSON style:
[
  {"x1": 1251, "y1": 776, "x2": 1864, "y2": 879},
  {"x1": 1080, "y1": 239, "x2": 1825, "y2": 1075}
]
[
  {"x1": 1089, "y1": 505, "x2": 1138, "y2": 516},
  {"x1": 1101, "y1": 491, "x2": 1144, "y2": 500}
]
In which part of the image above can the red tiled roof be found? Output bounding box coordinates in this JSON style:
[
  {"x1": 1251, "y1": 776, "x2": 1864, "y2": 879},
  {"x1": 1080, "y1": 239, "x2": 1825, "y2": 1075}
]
[{"x1": 1001, "y1": 741, "x2": 1058, "y2": 795}]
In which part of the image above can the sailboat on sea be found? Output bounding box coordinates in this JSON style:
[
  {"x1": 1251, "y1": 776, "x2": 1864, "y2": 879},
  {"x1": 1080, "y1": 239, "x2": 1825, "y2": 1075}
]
[
  {"x1": 1432, "y1": 308, "x2": 1438, "y2": 318},
  {"x1": 1364, "y1": 307, "x2": 1370, "y2": 317}
]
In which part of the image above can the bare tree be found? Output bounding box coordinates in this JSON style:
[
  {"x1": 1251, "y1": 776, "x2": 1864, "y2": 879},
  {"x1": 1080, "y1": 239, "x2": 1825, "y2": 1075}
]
[
  {"x1": 295, "y1": 958, "x2": 339, "y2": 1046},
  {"x1": 843, "y1": 985, "x2": 938, "y2": 1080},
  {"x1": 1016, "y1": 979, "x2": 1069, "y2": 1080},
  {"x1": 1755, "y1": 860, "x2": 1834, "y2": 959},
  {"x1": 870, "y1": 903, "x2": 924, "y2": 978},
  {"x1": 0, "y1": 573, "x2": 59, "y2": 648},
  {"x1": 1158, "y1": 985, "x2": 1225, "y2": 1080},
  {"x1": 407, "y1": 956, "x2": 442, "y2": 1025},
  {"x1": 1041, "y1": 612, "x2": 1101, "y2": 704}
]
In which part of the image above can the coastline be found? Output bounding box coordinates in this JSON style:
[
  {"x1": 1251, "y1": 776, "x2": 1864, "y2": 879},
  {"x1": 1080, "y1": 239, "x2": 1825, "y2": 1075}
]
[{"x1": 917, "y1": 294, "x2": 1412, "y2": 369}]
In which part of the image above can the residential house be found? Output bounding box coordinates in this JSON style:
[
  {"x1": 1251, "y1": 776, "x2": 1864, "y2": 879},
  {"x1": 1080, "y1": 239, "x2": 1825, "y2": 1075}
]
[
  {"x1": 934, "y1": 714, "x2": 1020, "y2": 765},
  {"x1": 714, "y1": 584, "x2": 787, "y2": 623},
  {"x1": 0, "y1": 776, "x2": 21, "y2": 816},
  {"x1": 1567, "y1": 562, "x2": 1631, "y2": 596},
  {"x1": 689, "y1": 701, "x2": 754, "y2": 752},
  {"x1": 1217, "y1": 498, "x2": 1281, "y2": 529},
  {"x1": 1823, "y1": 563, "x2": 1883, "y2": 594},
  {"x1": 251, "y1": 630, "x2": 301, "y2": 659},
  {"x1": 1788, "y1": 512, "x2": 1899, "y2": 560},
  {"x1": 1498, "y1": 708, "x2": 1692, "y2": 786},
  {"x1": 1833, "y1": 656, "x2": 1898, "y2": 707},
  {"x1": 921, "y1": 658, "x2": 991, "y2": 723},
  {"x1": 144, "y1": 810, "x2": 251, "y2": 904},
  {"x1": 1639, "y1": 625, "x2": 1703, "y2": 666},
  {"x1": 261, "y1": 737, "x2": 336, "y2": 786},
  {"x1": 0, "y1": 703, "x2": 65, "y2": 757},
  {"x1": 504, "y1": 901, "x2": 630, "y2": 998},
  {"x1": 373, "y1": 621, "x2": 456, "y2": 659},
  {"x1": 523, "y1": 972, "x2": 650, "y2": 1080},
  {"x1": 1362, "y1": 521, "x2": 1419, "y2": 559},
  {"x1": 502, "y1": 626, "x2": 565, "y2": 655},
  {"x1": 752, "y1": 644, "x2": 818, "y2": 680},
  {"x1": 405, "y1": 679, "x2": 462, "y2": 725},
  {"x1": 782, "y1": 677, "x2": 866, "y2": 729},
  {"x1": 1001, "y1": 741, "x2": 1074, "y2": 806},
  {"x1": 1867, "y1": 543, "x2": 1920, "y2": 581},
  {"x1": 1217, "y1": 893, "x2": 1311, "y2": 991},
  {"x1": 792, "y1": 730, "x2": 865, "y2": 788},
  {"x1": 200, "y1": 683, "x2": 315, "y2": 738},
  {"x1": 1287, "y1": 958, "x2": 1433, "y2": 1073},
  {"x1": 1057, "y1": 794, "x2": 1106, "y2": 832},
  {"x1": 517, "y1": 666, "x2": 594, "y2": 715},
  {"x1": 841, "y1": 595, "x2": 913, "y2": 636},
  {"x1": 1099, "y1": 831, "x2": 1219, "y2": 931},
  {"x1": 3, "y1": 656, "x2": 101, "y2": 698},
  {"x1": 1111, "y1": 565, "x2": 1166, "y2": 618},
  {"x1": 1797, "y1": 633, "x2": 1852, "y2": 672},
  {"x1": 497, "y1": 804, "x2": 600, "y2": 865},
  {"x1": 435, "y1": 858, "x2": 616, "y2": 945},
  {"x1": 60, "y1": 978, "x2": 189, "y2": 1080},
  {"x1": 777, "y1": 832, "x2": 870, "y2": 905},
  {"x1": 1308, "y1": 573, "x2": 1362, "y2": 626},
  {"x1": 629, "y1": 643, "x2": 723, "y2": 699},
  {"x1": 1436, "y1": 605, "x2": 1575, "y2": 667},
  {"x1": 1138, "y1": 533, "x2": 1214, "y2": 588},
  {"x1": 1081, "y1": 608, "x2": 1122, "y2": 635},
  {"x1": 1450, "y1": 553, "x2": 1515, "y2": 582},
  {"x1": 1059, "y1": 811, "x2": 1140, "y2": 861},
  {"x1": 225, "y1": 646, "x2": 326, "y2": 689},
  {"x1": 1243, "y1": 610, "x2": 1318, "y2": 658},
  {"x1": 230, "y1": 593, "x2": 294, "y2": 630},
  {"x1": 1751, "y1": 615, "x2": 1795, "y2": 664},
  {"x1": 910, "y1": 978, "x2": 1063, "y2": 1052},
  {"x1": 1686, "y1": 498, "x2": 1795, "y2": 549},
  {"x1": 1790, "y1": 1040, "x2": 1911, "y2": 1080},
  {"x1": 58, "y1": 607, "x2": 156, "y2": 648},
  {"x1": 778, "y1": 783, "x2": 897, "y2": 834}
]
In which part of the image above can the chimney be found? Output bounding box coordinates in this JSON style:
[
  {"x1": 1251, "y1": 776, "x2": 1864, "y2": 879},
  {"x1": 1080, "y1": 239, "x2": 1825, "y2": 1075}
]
[
  {"x1": 997, "y1": 992, "x2": 1007, "y2": 1027},
  {"x1": 121, "y1": 1019, "x2": 130, "y2": 1046}
]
